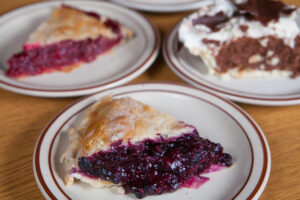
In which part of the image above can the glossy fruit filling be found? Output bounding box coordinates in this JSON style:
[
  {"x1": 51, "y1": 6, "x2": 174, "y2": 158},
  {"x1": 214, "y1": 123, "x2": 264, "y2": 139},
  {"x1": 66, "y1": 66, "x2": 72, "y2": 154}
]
[
  {"x1": 6, "y1": 35, "x2": 122, "y2": 78},
  {"x1": 77, "y1": 128, "x2": 232, "y2": 198}
]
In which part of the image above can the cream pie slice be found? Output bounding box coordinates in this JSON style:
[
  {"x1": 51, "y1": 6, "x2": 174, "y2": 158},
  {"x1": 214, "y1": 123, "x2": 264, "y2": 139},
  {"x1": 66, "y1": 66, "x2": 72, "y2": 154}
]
[
  {"x1": 6, "y1": 6, "x2": 133, "y2": 78},
  {"x1": 60, "y1": 95, "x2": 232, "y2": 198},
  {"x1": 179, "y1": 0, "x2": 300, "y2": 79}
]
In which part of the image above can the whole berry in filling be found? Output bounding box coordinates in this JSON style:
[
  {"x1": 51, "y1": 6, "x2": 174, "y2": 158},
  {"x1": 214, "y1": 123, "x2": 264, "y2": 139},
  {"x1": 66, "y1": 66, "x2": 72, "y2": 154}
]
[{"x1": 78, "y1": 129, "x2": 232, "y2": 199}]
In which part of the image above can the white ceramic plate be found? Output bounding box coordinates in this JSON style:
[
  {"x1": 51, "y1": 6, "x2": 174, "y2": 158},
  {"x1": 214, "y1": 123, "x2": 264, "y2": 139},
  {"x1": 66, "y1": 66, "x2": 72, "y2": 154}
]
[
  {"x1": 109, "y1": 0, "x2": 211, "y2": 13},
  {"x1": 163, "y1": 24, "x2": 300, "y2": 105},
  {"x1": 0, "y1": 1, "x2": 159, "y2": 97},
  {"x1": 33, "y1": 83, "x2": 270, "y2": 200}
]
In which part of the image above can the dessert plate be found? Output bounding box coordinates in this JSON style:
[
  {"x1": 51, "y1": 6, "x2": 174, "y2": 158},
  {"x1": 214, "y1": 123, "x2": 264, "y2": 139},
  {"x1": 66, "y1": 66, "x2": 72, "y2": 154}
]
[
  {"x1": 163, "y1": 24, "x2": 300, "y2": 105},
  {"x1": 109, "y1": 0, "x2": 211, "y2": 13},
  {"x1": 0, "y1": 1, "x2": 159, "y2": 97},
  {"x1": 33, "y1": 83, "x2": 270, "y2": 200}
]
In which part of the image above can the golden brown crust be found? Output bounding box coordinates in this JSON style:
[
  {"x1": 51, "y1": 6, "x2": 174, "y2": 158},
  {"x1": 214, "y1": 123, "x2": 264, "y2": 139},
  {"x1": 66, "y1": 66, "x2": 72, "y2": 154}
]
[
  {"x1": 77, "y1": 96, "x2": 193, "y2": 156},
  {"x1": 26, "y1": 6, "x2": 133, "y2": 45}
]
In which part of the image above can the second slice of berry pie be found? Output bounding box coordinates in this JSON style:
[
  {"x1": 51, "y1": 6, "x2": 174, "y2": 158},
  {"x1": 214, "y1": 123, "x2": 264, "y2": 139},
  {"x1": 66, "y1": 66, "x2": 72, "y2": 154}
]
[{"x1": 6, "y1": 6, "x2": 133, "y2": 78}]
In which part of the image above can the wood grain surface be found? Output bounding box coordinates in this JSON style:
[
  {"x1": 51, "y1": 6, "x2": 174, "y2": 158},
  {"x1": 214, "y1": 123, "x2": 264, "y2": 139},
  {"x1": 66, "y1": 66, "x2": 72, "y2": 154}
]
[{"x1": 0, "y1": 0, "x2": 300, "y2": 199}]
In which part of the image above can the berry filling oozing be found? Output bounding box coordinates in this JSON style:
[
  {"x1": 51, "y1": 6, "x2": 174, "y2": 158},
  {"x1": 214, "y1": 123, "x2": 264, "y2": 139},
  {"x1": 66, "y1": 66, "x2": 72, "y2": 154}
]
[
  {"x1": 6, "y1": 18, "x2": 122, "y2": 78},
  {"x1": 76, "y1": 128, "x2": 232, "y2": 198}
]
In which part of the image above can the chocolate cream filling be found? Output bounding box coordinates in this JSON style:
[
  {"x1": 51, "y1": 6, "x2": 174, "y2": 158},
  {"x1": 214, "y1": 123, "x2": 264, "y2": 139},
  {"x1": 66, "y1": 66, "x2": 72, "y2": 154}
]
[{"x1": 215, "y1": 36, "x2": 300, "y2": 77}]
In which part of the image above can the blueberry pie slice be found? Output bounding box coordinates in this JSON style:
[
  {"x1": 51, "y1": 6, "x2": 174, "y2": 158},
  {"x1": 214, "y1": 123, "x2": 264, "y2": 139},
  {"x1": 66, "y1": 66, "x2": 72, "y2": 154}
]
[
  {"x1": 6, "y1": 6, "x2": 132, "y2": 78},
  {"x1": 60, "y1": 96, "x2": 232, "y2": 198}
]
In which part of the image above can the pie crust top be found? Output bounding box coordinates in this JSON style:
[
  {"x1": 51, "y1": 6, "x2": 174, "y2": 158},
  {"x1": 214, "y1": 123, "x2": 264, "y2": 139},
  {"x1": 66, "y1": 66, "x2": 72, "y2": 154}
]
[
  {"x1": 26, "y1": 6, "x2": 132, "y2": 46},
  {"x1": 74, "y1": 96, "x2": 193, "y2": 156}
]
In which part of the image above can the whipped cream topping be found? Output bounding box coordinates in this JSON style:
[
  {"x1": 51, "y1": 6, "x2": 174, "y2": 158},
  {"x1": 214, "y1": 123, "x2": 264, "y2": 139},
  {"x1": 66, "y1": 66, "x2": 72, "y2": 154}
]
[{"x1": 179, "y1": 0, "x2": 300, "y2": 56}]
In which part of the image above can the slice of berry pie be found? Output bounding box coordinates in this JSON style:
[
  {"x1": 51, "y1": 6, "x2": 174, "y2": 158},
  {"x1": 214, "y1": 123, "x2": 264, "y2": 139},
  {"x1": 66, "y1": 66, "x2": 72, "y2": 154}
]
[
  {"x1": 60, "y1": 95, "x2": 232, "y2": 199},
  {"x1": 6, "y1": 6, "x2": 133, "y2": 78}
]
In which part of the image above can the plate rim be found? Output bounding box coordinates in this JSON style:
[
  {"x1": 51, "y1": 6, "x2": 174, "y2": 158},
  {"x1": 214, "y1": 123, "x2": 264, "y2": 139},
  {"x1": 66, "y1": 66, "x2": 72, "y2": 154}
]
[
  {"x1": 109, "y1": 0, "x2": 211, "y2": 13},
  {"x1": 163, "y1": 23, "x2": 300, "y2": 106},
  {"x1": 33, "y1": 82, "x2": 271, "y2": 200},
  {"x1": 0, "y1": 0, "x2": 160, "y2": 97}
]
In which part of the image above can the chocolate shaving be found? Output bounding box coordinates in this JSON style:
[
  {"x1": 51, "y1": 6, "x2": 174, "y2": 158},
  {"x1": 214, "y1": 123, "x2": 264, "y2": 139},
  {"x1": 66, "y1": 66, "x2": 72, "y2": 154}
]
[
  {"x1": 202, "y1": 39, "x2": 221, "y2": 45},
  {"x1": 233, "y1": 0, "x2": 296, "y2": 25},
  {"x1": 192, "y1": 12, "x2": 229, "y2": 31},
  {"x1": 239, "y1": 25, "x2": 249, "y2": 32},
  {"x1": 193, "y1": 0, "x2": 297, "y2": 31}
]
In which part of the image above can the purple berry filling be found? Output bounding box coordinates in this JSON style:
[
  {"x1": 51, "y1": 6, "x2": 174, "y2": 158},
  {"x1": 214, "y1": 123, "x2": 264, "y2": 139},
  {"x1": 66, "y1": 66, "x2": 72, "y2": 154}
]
[
  {"x1": 6, "y1": 36, "x2": 121, "y2": 78},
  {"x1": 77, "y1": 129, "x2": 232, "y2": 198}
]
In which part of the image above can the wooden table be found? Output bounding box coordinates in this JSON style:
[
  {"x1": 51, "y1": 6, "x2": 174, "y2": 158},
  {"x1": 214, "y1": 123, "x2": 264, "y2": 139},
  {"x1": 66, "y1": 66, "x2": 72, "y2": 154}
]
[{"x1": 1, "y1": 0, "x2": 300, "y2": 199}]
